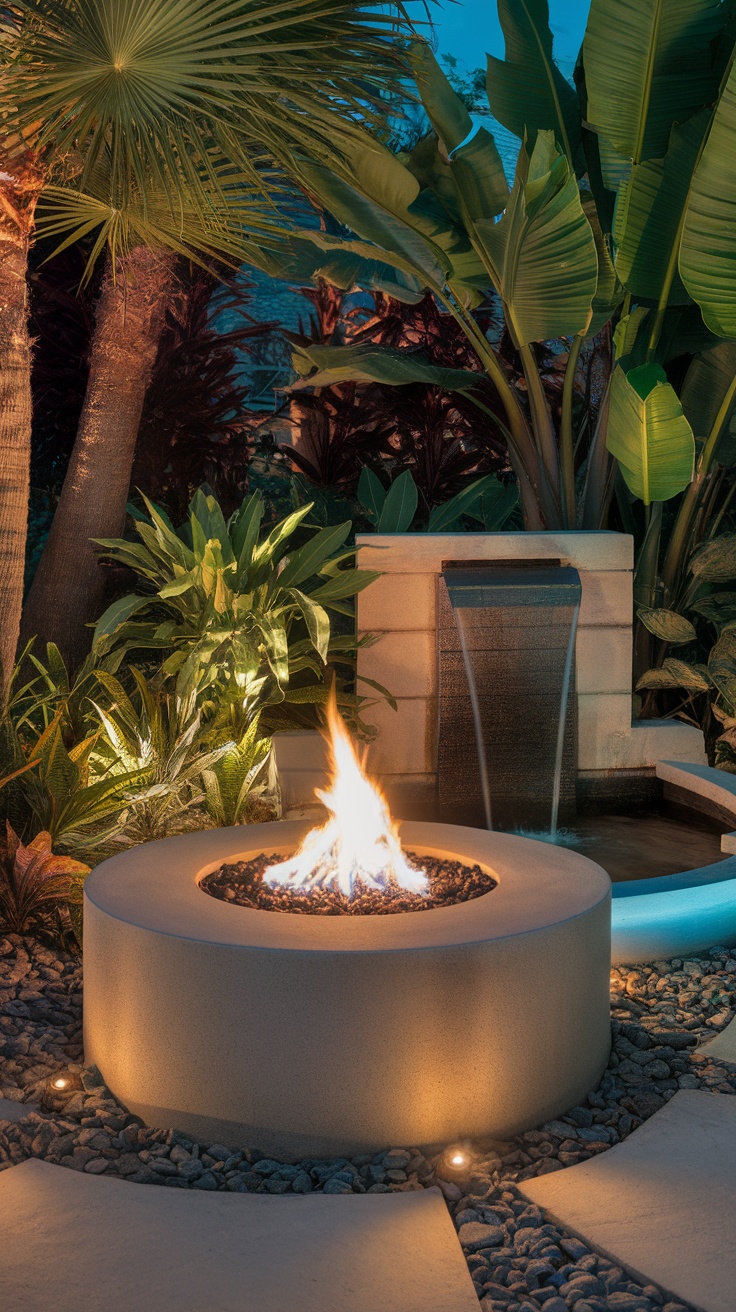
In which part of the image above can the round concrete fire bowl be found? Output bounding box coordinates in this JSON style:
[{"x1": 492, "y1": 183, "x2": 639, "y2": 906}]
[{"x1": 83, "y1": 821, "x2": 612, "y2": 1159}]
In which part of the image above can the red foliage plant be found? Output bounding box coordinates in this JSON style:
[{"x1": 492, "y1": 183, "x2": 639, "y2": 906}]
[
  {"x1": 132, "y1": 268, "x2": 278, "y2": 521},
  {"x1": 0, "y1": 823, "x2": 89, "y2": 936},
  {"x1": 283, "y1": 288, "x2": 511, "y2": 505}
]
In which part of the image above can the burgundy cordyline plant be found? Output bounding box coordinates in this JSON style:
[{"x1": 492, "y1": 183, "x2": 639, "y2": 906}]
[{"x1": 285, "y1": 286, "x2": 512, "y2": 504}]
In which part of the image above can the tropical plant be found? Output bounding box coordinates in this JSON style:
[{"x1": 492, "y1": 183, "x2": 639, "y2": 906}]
[
  {"x1": 0, "y1": 706, "x2": 142, "y2": 855},
  {"x1": 0, "y1": 822, "x2": 89, "y2": 937},
  {"x1": 201, "y1": 714, "x2": 276, "y2": 827},
  {"x1": 636, "y1": 534, "x2": 736, "y2": 762},
  {"x1": 285, "y1": 288, "x2": 511, "y2": 505},
  {"x1": 130, "y1": 269, "x2": 279, "y2": 521},
  {"x1": 92, "y1": 487, "x2": 381, "y2": 726},
  {"x1": 357, "y1": 467, "x2": 520, "y2": 532},
  {"x1": 89, "y1": 670, "x2": 243, "y2": 844},
  {"x1": 257, "y1": 0, "x2": 736, "y2": 634},
  {"x1": 0, "y1": 0, "x2": 414, "y2": 677}
]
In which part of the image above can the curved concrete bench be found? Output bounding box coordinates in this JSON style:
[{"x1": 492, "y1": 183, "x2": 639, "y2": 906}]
[
  {"x1": 84, "y1": 821, "x2": 611, "y2": 1158},
  {"x1": 612, "y1": 761, "x2": 736, "y2": 964}
]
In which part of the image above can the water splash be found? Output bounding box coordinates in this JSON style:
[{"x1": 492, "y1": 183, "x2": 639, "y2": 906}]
[
  {"x1": 454, "y1": 606, "x2": 493, "y2": 831},
  {"x1": 550, "y1": 602, "x2": 580, "y2": 838}
]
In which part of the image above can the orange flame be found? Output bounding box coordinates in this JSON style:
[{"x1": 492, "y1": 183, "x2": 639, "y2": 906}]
[{"x1": 265, "y1": 693, "x2": 428, "y2": 899}]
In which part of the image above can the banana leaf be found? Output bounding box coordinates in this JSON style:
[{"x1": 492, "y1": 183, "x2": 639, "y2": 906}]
[
  {"x1": 606, "y1": 363, "x2": 695, "y2": 503},
  {"x1": 681, "y1": 341, "x2": 736, "y2": 440},
  {"x1": 680, "y1": 62, "x2": 736, "y2": 337},
  {"x1": 583, "y1": 0, "x2": 726, "y2": 164},
  {"x1": 409, "y1": 42, "x2": 508, "y2": 218},
  {"x1": 290, "y1": 343, "x2": 483, "y2": 392},
  {"x1": 613, "y1": 112, "x2": 708, "y2": 303},
  {"x1": 486, "y1": 0, "x2": 581, "y2": 164},
  {"x1": 475, "y1": 133, "x2": 597, "y2": 346}
]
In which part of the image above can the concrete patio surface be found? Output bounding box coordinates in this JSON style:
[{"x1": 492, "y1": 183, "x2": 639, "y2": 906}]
[
  {"x1": 0, "y1": 1159, "x2": 479, "y2": 1312},
  {"x1": 520, "y1": 1090, "x2": 736, "y2": 1312},
  {"x1": 0, "y1": 1099, "x2": 38, "y2": 1125},
  {"x1": 697, "y1": 1011, "x2": 736, "y2": 1065}
]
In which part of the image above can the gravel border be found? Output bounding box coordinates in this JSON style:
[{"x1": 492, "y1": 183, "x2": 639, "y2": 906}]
[{"x1": 2, "y1": 933, "x2": 735, "y2": 1311}]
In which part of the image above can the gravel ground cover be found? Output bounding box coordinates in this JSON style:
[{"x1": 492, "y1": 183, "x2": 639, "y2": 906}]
[{"x1": 2, "y1": 933, "x2": 735, "y2": 1311}]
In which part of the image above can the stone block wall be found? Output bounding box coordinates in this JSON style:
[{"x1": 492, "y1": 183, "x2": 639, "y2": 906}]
[{"x1": 356, "y1": 532, "x2": 705, "y2": 809}]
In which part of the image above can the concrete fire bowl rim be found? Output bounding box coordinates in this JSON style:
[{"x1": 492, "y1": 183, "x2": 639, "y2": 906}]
[{"x1": 84, "y1": 820, "x2": 612, "y2": 952}]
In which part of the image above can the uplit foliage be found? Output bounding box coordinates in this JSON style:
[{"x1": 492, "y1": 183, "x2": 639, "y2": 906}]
[
  {"x1": 201, "y1": 714, "x2": 276, "y2": 827},
  {"x1": 92, "y1": 487, "x2": 380, "y2": 721},
  {"x1": 636, "y1": 535, "x2": 736, "y2": 763},
  {"x1": 89, "y1": 670, "x2": 244, "y2": 845},
  {"x1": 0, "y1": 822, "x2": 89, "y2": 937}
]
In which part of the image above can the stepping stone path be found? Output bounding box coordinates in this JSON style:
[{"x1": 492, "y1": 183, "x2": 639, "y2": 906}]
[
  {"x1": 0, "y1": 1098, "x2": 38, "y2": 1124},
  {"x1": 0, "y1": 1158, "x2": 479, "y2": 1312},
  {"x1": 3, "y1": 931, "x2": 736, "y2": 1309},
  {"x1": 520, "y1": 1090, "x2": 736, "y2": 1312},
  {"x1": 697, "y1": 1009, "x2": 736, "y2": 1064}
]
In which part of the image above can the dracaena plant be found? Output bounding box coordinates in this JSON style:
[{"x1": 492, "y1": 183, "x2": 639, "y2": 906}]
[
  {"x1": 92, "y1": 487, "x2": 380, "y2": 724},
  {"x1": 201, "y1": 713, "x2": 277, "y2": 828},
  {"x1": 89, "y1": 669, "x2": 251, "y2": 845},
  {"x1": 0, "y1": 707, "x2": 142, "y2": 855}
]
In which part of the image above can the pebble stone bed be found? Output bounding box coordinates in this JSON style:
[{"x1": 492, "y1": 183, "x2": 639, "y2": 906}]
[{"x1": 2, "y1": 934, "x2": 736, "y2": 1312}]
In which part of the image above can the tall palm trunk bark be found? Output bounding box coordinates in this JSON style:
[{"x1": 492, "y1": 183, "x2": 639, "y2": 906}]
[
  {"x1": 22, "y1": 246, "x2": 176, "y2": 669},
  {"x1": 0, "y1": 151, "x2": 43, "y2": 702}
]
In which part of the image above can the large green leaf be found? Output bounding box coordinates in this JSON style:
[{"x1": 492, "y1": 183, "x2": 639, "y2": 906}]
[
  {"x1": 252, "y1": 236, "x2": 425, "y2": 304},
  {"x1": 636, "y1": 658, "x2": 711, "y2": 692},
  {"x1": 486, "y1": 0, "x2": 581, "y2": 163},
  {"x1": 427, "y1": 476, "x2": 500, "y2": 532},
  {"x1": 93, "y1": 594, "x2": 150, "y2": 645},
  {"x1": 606, "y1": 363, "x2": 695, "y2": 503},
  {"x1": 691, "y1": 534, "x2": 736, "y2": 582},
  {"x1": 277, "y1": 523, "x2": 351, "y2": 592},
  {"x1": 583, "y1": 0, "x2": 726, "y2": 164},
  {"x1": 409, "y1": 42, "x2": 508, "y2": 220},
  {"x1": 290, "y1": 343, "x2": 483, "y2": 392},
  {"x1": 680, "y1": 62, "x2": 736, "y2": 337},
  {"x1": 448, "y1": 129, "x2": 509, "y2": 225},
  {"x1": 296, "y1": 153, "x2": 449, "y2": 287},
  {"x1": 613, "y1": 112, "x2": 708, "y2": 303},
  {"x1": 681, "y1": 342, "x2": 736, "y2": 439},
  {"x1": 637, "y1": 607, "x2": 697, "y2": 644},
  {"x1": 377, "y1": 471, "x2": 418, "y2": 533},
  {"x1": 409, "y1": 39, "x2": 474, "y2": 152},
  {"x1": 357, "y1": 468, "x2": 386, "y2": 522},
  {"x1": 476, "y1": 132, "x2": 598, "y2": 346}
]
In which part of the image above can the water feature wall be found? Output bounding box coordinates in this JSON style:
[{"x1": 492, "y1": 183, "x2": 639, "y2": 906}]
[
  {"x1": 438, "y1": 563, "x2": 581, "y2": 831},
  {"x1": 352, "y1": 533, "x2": 705, "y2": 820}
]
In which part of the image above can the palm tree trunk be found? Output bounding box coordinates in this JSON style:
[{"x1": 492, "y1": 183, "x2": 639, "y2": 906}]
[
  {"x1": 22, "y1": 246, "x2": 176, "y2": 669},
  {"x1": 0, "y1": 152, "x2": 43, "y2": 702}
]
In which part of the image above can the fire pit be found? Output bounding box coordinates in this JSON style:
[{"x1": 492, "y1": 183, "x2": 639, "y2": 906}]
[{"x1": 83, "y1": 704, "x2": 611, "y2": 1158}]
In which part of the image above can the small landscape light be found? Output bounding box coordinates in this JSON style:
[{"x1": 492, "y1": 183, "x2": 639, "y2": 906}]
[
  {"x1": 51, "y1": 1076, "x2": 69, "y2": 1090},
  {"x1": 440, "y1": 1143, "x2": 474, "y2": 1178}
]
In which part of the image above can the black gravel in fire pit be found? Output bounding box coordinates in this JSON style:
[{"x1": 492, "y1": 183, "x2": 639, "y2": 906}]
[{"x1": 199, "y1": 853, "x2": 497, "y2": 915}]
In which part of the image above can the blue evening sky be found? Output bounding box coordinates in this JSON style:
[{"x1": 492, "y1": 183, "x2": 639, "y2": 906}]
[{"x1": 423, "y1": 0, "x2": 590, "y2": 78}]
